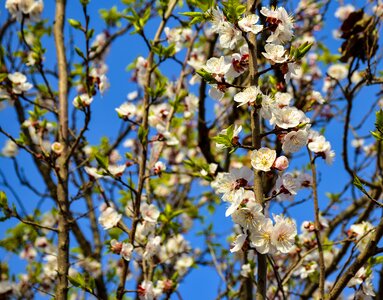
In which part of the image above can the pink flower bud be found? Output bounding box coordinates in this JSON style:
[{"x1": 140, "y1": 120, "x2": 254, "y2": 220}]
[
  {"x1": 303, "y1": 221, "x2": 310, "y2": 229},
  {"x1": 273, "y1": 156, "x2": 289, "y2": 171}
]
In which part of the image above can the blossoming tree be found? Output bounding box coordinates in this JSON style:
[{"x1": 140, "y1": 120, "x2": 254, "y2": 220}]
[{"x1": 1, "y1": 0, "x2": 383, "y2": 299}]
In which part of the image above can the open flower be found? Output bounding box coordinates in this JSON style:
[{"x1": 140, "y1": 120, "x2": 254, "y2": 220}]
[
  {"x1": 260, "y1": 7, "x2": 294, "y2": 44},
  {"x1": 232, "y1": 193, "x2": 263, "y2": 230},
  {"x1": 73, "y1": 94, "x2": 93, "y2": 109},
  {"x1": 107, "y1": 164, "x2": 126, "y2": 177},
  {"x1": 2, "y1": 139, "x2": 18, "y2": 157},
  {"x1": 250, "y1": 217, "x2": 274, "y2": 254},
  {"x1": 8, "y1": 72, "x2": 33, "y2": 94},
  {"x1": 84, "y1": 166, "x2": 103, "y2": 179},
  {"x1": 141, "y1": 203, "x2": 160, "y2": 223},
  {"x1": 262, "y1": 44, "x2": 288, "y2": 64},
  {"x1": 51, "y1": 142, "x2": 64, "y2": 155},
  {"x1": 212, "y1": 166, "x2": 254, "y2": 198},
  {"x1": 218, "y1": 22, "x2": 243, "y2": 50},
  {"x1": 275, "y1": 173, "x2": 300, "y2": 200},
  {"x1": 204, "y1": 56, "x2": 231, "y2": 80},
  {"x1": 116, "y1": 102, "x2": 137, "y2": 119},
  {"x1": 153, "y1": 161, "x2": 166, "y2": 175},
  {"x1": 230, "y1": 233, "x2": 247, "y2": 253},
  {"x1": 238, "y1": 14, "x2": 263, "y2": 35},
  {"x1": 234, "y1": 86, "x2": 262, "y2": 107},
  {"x1": 270, "y1": 106, "x2": 306, "y2": 129},
  {"x1": 282, "y1": 130, "x2": 309, "y2": 153},
  {"x1": 251, "y1": 147, "x2": 276, "y2": 172},
  {"x1": 98, "y1": 207, "x2": 122, "y2": 230},
  {"x1": 271, "y1": 215, "x2": 297, "y2": 253}
]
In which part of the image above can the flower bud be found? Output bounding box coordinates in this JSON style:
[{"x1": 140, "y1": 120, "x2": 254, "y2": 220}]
[
  {"x1": 51, "y1": 142, "x2": 64, "y2": 155},
  {"x1": 273, "y1": 155, "x2": 289, "y2": 171}
]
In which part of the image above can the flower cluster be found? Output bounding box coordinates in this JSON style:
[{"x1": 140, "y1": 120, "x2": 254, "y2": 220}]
[{"x1": 5, "y1": 0, "x2": 43, "y2": 22}]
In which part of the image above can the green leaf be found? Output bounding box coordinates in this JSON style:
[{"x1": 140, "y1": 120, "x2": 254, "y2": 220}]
[
  {"x1": 138, "y1": 127, "x2": 148, "y2": 144},
  {"x1": 68, "y1": 274, "x2": 92, "y2": 293},
  {"x1": 179, "y1": 11, "x2": 207, "y2": 25},
  {"x1": 226, "y1": 124, "x2": 234, "y2": 139},
  {"x1": 370, "y1": 256, "x2": 383, "y2": 266},
  {"x1": 196, "y1": 68, "x2": 217, "y2": 84},
  {"x1": 86, "y1": 29, "x2": 95, "y2": 39},
  {"x1": 95, "y1": 154, "x2": 109, "y2": 169},
  {"x1": 180, "y1": 11, "x2": 204, "y2": 17},
  {"x1": 371, "y1": 110, "x2": 383, "y2": 141},
  {"x1": 74, "y1": 47, "x2": 86, "y2": 60},
  {"x1": 0, "y1": 191, "x2": 12, "y2": 221},
  {"x1": 0, "y1": 73, "x2": 8, "y2": 82},
  {"x1": 68, "y1": 19, "x2": 82, "y2": 30},
  {"x1": 352, "y1": 175, "x2": 364, "y2": 192},
  {"x1": 295, "y1": 42, "x2": 313, "y2": 60},
  {"x1": 99, "y1": 6, "x2": 122, "y2": 27},
  {"x1": 222, "y1": 0, "x2": 245, "y2": 23},
  {"x1": 371, "y1": 130, "x2": 383, "y2": 141}
]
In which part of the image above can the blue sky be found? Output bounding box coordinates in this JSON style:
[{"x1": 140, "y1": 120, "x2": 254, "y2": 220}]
[{"x1": 0, "y1": 0, "x2": 382, "y2": 299}]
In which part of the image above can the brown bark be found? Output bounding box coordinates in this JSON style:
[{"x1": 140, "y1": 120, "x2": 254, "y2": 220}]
[{"x1": 53, "y1": 0, "x2": 70, "y2": 299}]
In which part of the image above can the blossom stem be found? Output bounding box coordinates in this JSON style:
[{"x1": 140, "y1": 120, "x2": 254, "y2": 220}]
[
  {"x1": 308, "y1": 149, "x2": 325, "y2": 299},
  {"x1": 116, "y1": 1, "x2": 179, "y2": 298},
  {"x1": 246, "y1": 1, "x2": 267, "y2": 300},
  {"x1": 53, "y1": 0, "x2": 70, "y2": 299}
]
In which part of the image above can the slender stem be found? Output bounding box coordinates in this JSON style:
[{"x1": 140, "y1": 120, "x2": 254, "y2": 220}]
[
  {"x1": 328, "y1": 217, "x2": 383, "y2": 299},
  {"x1": 116, "y1": 1, "x2": 178, "y2": 298},
  {"x1": 308, "y1": 149, "x2": 325, "y2": 299},
  {"x1": 245, "y1": 1, "x2": 266, "y2": 300},
  {"x1": 53, "y1": 0, "x2": 70, "y2": 299}
]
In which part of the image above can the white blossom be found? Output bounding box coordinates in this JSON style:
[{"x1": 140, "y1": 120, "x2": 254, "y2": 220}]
[
  {"x1": 230, "y1": 233, "x2": 247, "y2": 253},
  {"x1": 234, "y1": 86, "x2": 262, "y2": 107},
  {"x1": 262, "y1": 44, "x2": 288, "y2": 64},
  {"x1": 349, "y1": 222, "x2": 374, "y2": 252},
  {"x1": 232, "y1": 193, "x2": 263, "y2": 230},
  {"x1": 121, "y1": 243, "x2": 134, "y2": 261},
  {"x1": 204, "y1": 56, "x2": 231, "y2": 79},
  {"x1": 174, "y1": 254, "x2": 194, "y2": 276},
  {"x1": 7, "y1": 72, "x2": 33, "y2": 94},
  {"x1": 138, "y1": 280, "x2": 156, "y2": 300},
  {"x1": 250, "y1": 217, "x2": 274, "y2": 254},
  {"x1": 84, "y1": 166, "x2": 103, "y2": 179},
  {"x1": 334, "y1": 4, "x2": 355, "y2": 21},
  {"x1": 251, "y1": 147, "x2": 276, "y2": 172},
  {"x1": 73, "y1": 94, "x2": 93, "y2": 109},
  {"x1": 282, "y1": 129, "x2": 309, "y2": 153},
  {"x1": 270, "y1": 106, "x2": 306, "y2": 129},
  {"x1": 98, "y1": 207, "x2": 122, "y2": 230},
  {"x1": 115, "y1": 102, "x2": 137, "y2": 119},
  {"x1": 238, "y1": 14, "x2": 263, "y2": 35},
  {"x1": 271, "y1": 215, "x2": 297, "y2": 253},
  {"x1": 1, "y1": 139, "x2": 18, "y2": 157},
  {"x1": 218, "y1": 22, "x2": 243, "y2": 50},
  {"x1": 275, "y1": 173, "x2": 300, "y2": 199},
  {"x1": 327, "y1": 64, "x2": 348, "y2": 80},
  {"x1": 164, "y1": 27, "x2": 192, "y2": 52},
  {"x1": 141, "y1": 203, "x2": 160, "y2": 223},
  {"x1": 212, "y1": 166, "x2": 254, "y2": 198},
  {"x1": 154, "y1": 161, "x2": 166, "y2": 174},
  {"x1": 107, "y1": 164, "x2": 126, "y2": 177},
  {"x1": 143, "y1": 236, "x2": 161, "y2": 259},
  {"x1": 260, "y1": 7, "x2": 294, "y2": 44},
  {"x1": 5, "y1": 0, "x2": 44, "y2": 22}
]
